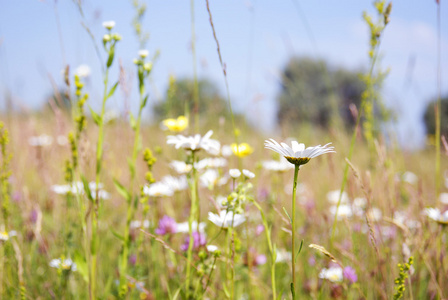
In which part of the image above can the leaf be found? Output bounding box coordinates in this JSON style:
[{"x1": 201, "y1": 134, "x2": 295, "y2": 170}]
[
  {"x1": 283, "y1": 207, "x2": 292, "y2": 224},
  {"x1": 113, "y1": 178, "x2": 131, "y2": 201},
  {"x1": 111, "y1": 229, "x2": 125, "y2": 242},
  {"x1": 89, "y1": 105, "x2": 101, "y2": 126},
  {"x1": 107, "y1": 81, "x2": 119, "y2": 99},
  {"x1": 73, "y1": 250, "x2": 88, "y2": 282},
  {"x1": 291, "y1": 282, "x2": 296, "y2": 300},
  {"x1": 127, "y1": 157, "x2": 135, "y2": 178},
  {"x1": 106, "y1": 47, "x2": 115, "y2": 68},
  {"x1": 141, "y1": 95, "x2": 149, "y2": 109},
  {"x1": 309, "y1": 244, "x2": 340, "y2": 265},
  {"x1": 171, "y1": 287, "x2": 182, "y2": 300},
  {"x1": 129, "y1": 112, "x2": 136, "y2": 131},
  {"x1": 81, "y1": 175, "x2": 94, "y2": 203},
  {"x1": 295, "y1": 239, "x2": 304, "y2": 262}
]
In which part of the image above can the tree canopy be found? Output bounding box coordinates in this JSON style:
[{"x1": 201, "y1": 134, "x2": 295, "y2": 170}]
[{"x1": 276, "y1": 57, "x2": 365, "y2": 129}]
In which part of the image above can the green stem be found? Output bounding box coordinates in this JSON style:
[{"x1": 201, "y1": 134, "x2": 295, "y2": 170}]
[
  {"x1": 291, "y1": 165, "x2": 299, "y2": 299},
  {"x1": 252, "y1": 200, "x2": 276, "y2": 300},
  {"x1": 120, "y1": 68, "x2": 146, "y2": 295},
  {"x1": 90, "y1": 65, "x2": 109, "y2": 300},
  {"x1": 186, "y1": 151, "x2": 198, "y2": 297}
]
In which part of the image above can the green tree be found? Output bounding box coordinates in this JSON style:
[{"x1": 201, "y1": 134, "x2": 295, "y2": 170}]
[
  {"x1": 153, "y1": 77, "x2": 229, "y2": 120},
  {"x1": 424, "y1": 96, "x2": 448, "y2": 138},
  {"x1": 276, "y1": 57, "x2": 365, "y2": 129}
]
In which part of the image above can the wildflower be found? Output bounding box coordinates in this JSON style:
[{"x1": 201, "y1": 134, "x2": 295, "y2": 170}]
[
  {"x1": 261, "y1": 158, "x2": 294, "y2": 172},
  {"x1": 367, "y1": 207, "x2": 382, "y2": 222},
  {"x1": 170, "y1": 160, "x2": 193, "y2": 174},
  {"x1": 330, "y1": 205, "x2": 353, "y2": 220},
  {"x1": 102, "y1": 20, "x2": 116, "y2": 30},
  {"x1": 143, "y1": 182, "x2": 174, "y2": 197},
  {"x1": 343, "y1": 266, "x2": 358, "y2": 284},
  {"x1": 162, "y1": 116, "x2": 188, "y2": 132},
  {"x1": 50, "y1": 258, "x2": 77, "y2": 271},
  {"x1": 319, "y1": 266, "x2": 343, "y2": 283},
  {"x1": 75, "y1": 64, "x2": 91, "y2": 78},
  {"x1": 167, "y1": 130, "x2": 220, "y2": 154},
  {"x1": 401, "y1": 171, "x2": 418, "y2": 184},
  {"x1": 326, "y1": 190, "x2": 349, "y2": 205},
  {"x1": 255, "y1": 224, "x2": 264, "y2": 236},
  {"x1": 194, "y1": 157, "x2": 227, "y2": 170},
  {"x1": 221, "y1": 145, "x2": 233, "y2": 157},
  {"x1": 275, "y1": 249, "x2": 291, "y2": 263},
  {"x1": 439, "y1": 193, "x2": 448, "y2": 205},
  {"x1": 264, "y1": 139, "x2": 334, "y2": 166},
  {"x1": 0, "y1": 231, "x2": 9, "y2": 241},
  {"x1": 176, "y1": 221, "x2": 206, "y2": 233},
  {"x1": 155, "y1": 215, "x2": 177, "y2": 235},
  {"x1": 206, "y1": 245, "x2": 218, "y2": 253},
  {"x1": 424, "y1": 207, "x2": 448, "y2": 224},
  {"x1": 180, "y1": 232, "x2": 206, "y2": 251},
  {"x1": 200, "y1": 169, "x2": 228, "y2": 189},
  {"x1": 103, "y1": 34, "x2": 111, "y2": 42},
  {"x1": 231, "y1": 143, "x2": 253, "y2": 157},
  {"x1": 28, "y1": 135, "x2": 53, "y2": 147},
  {"x1": 242, "y1": 169, "x2": 255, "y2": 179},
  {"x1": 229, "y1": 169, "x2": 241, "y2": 179},
  {"x1": 138, "y1": 49, "x2": 149, "y2": 58},
  {"x1": 208, "y1": 210, "x2": 246, "y2": 228},
  {"x1": 130, "y1": 220, "x2": 151, "y2": 230},
  {"x1": 161, "y1": 175, "x2": 188, "y2": 192},
  {"x1": 56, "y1": 135, "x2": 69, "y2": 146}
]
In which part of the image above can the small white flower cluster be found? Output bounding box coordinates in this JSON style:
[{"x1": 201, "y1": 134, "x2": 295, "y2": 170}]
[
  {"x1": 319, "y1": 266, "x2": 343, "y2": 283},
  {"x1": 229, "y1": 169, "x2": 255, "y2": 179},
  {"x1": 167, "y1": 130, "x2": 220, "y2": 155},
  {"x1": 51, "y1": 182, "x2": 109, "y2": 200},
  {"x1": 130, "y1": 220, "x2": 151, "y2": 229},
  {"x1": 208, "y1": 210, "x2": 246, "y2": 228},
  {"x1": 424, "y1": 207, "x2": 448, "y2": 223},
  {"x1": 28, "y1": 135, "x2": 53, "y2": 147},
  {"x1": 261, "y1": 157, "x2": 295, "y2": 172},
  {"x1": 50, "y1": 258, "x2": 77, "y2": 271},
  {"x1": 143, "y1": 175, "x2": 188, "y2": 197}
]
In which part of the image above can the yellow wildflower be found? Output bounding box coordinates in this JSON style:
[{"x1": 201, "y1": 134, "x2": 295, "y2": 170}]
[
  {"x1": 231, "y1": 143, "x2": 254, "y2": 157},
  {"x1": 162, "y1": 116, "x2": 188, "y2": 132}
]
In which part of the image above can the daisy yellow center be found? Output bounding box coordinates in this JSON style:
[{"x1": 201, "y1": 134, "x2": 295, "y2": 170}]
[{"x1": 285, "y1": 156, "x2": 310, "y2": 166}]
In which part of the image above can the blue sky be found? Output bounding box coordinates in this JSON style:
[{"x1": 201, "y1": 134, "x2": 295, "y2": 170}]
[{"x1": 0, "y1": 0, "x2": 447, "y2": 149}]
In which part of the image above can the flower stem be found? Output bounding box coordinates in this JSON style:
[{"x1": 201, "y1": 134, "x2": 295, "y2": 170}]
[
  {"x1": 186, "y1": 151, "x2": 198, "y2": 297},
  {"x1": 291, "y1": 165, "x2": 299, "y2": 299}
]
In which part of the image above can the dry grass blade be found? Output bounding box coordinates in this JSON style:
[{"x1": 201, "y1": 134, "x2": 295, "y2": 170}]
[{"x1": 309, "y1": 244, "x2": 343, "y2": 268}]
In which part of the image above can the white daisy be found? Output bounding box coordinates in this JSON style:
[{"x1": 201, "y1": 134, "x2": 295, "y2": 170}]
[
  {"x1": 102, "y1": 20, "x2": 116, "y2": 30},
  {"x1": 176, "y1": 221, "x2": 206, "y2": 233},
  {"x1": 208, "y1": 211, "x2": 246, "y2": 228},
  {"x1": 424, "y1": 207, "x2": 448, "y2": 223},
  {"x1": 206, "y1": 245, "x2": 218, "y2": 252},
  {"x1": 327, "y1": 190, "x2": 349, "y2": 205},
  {"x1": 401, "y1": 171, "x2": 418, "y2": 184},
  {"x1": 242, "y1": 169, "x2": 255, "y2": 179},
  {"x1": 74, "y1": 64, "x2": 91, "y2": 78},
  {"x1": 264, "y1": 139, "x2": 335, "y2": 166},
  {"x1": 200, "y1": 169, "x2": 220, "y2": 189},
  {"x1": 50, "y1": 258, "x2": 77, "y2": 271},
  {"x1": 319, "y1": 267, "x2": 343, "y2": 283},
  {"x1": 261, "y1": 158, "x2": 295, "y2": 172},
  {"x1": 28, "y1": 135, "x2": 53, "y2": 147},
  {"x1": 169, "y1": 160, "x2": 193, "y2": 174},
  {"x1": 167, "y1": 130, "x2": 220, "y2": 154},
  {"x1": 161, "y1": 175, "x2": 188, "y2": 192},
  {"x1": 195, "y1": 157, "x2": 227, "y2": 170},
  {"x1": 439, "y1": 193, "x2": 448, "y2": 205},
  {"x1": 229, "y1": 169, "x2": 241, "y2": 179},
  {"x1": 143, "y1": 182, "x2": 174, "y2": 197},
  {"x1": 330, "y1": 205, "x2": 353, "y2": 220},
  {"x1": 138, "y1": 49, "x2": 149, "y2": 58}
]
